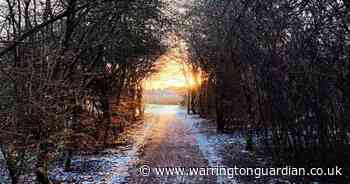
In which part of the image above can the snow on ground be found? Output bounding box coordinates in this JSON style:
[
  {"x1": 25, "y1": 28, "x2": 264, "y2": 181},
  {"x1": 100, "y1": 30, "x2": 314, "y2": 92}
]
[
  {"x1": 1, "y1": 105, "x2": 246, "y2": 184},
  {"x1": 48, "y1": 104, "x2": 184, "y2": 184},
  {"x1": 175, "y1": 106, "x2": 244, "y2": 184},
  {"x1": 126, "y1": 104, "x2": 218, "y2": 183},
  {"x1": 0, "y1": 159, "x2": 10, "y2": 184},
  {"x1": 49, "y1": 121, "x2": 149, "y2": 184},
  {"x1": 0, "y1": 120, "x2": 150, "y2": 184}
]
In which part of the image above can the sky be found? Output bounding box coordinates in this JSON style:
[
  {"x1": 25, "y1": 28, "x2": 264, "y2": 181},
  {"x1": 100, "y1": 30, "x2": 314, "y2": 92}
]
[
  {"x1": 143, "y1": 59, "x2": 188, "y2": 90},
  {"x1": 142, "y1": 44, "x2": 198, "y2": 90}
]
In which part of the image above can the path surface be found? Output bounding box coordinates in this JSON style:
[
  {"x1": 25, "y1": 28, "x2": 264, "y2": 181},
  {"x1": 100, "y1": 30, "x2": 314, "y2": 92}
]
[
  {"x1": 126, "y1": 105, "x2": 218, "y2": 183},
  {"x1": 0, "y1": 105, "x2": 299, "y2": 184},
  {"x1": 48, "y1": 104, "x2": 288, "y2": 184},
  {"x1": 1, "y1": 104, "x2": 243, "y2": 184}
]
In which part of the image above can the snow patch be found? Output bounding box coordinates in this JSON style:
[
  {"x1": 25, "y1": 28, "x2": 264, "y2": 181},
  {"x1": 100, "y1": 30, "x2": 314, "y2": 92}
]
[
  {"x1": 49, "y1": 120, "x2": 148, "y2": 184},
  {"x1": 175, "y1": 107, "x2": 242, "y2": 184}
]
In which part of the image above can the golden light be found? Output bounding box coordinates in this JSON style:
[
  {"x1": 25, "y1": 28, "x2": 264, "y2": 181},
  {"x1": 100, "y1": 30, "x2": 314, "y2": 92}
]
[{"x1": 143, "y1": 48, "x2": 199, "y2": 90}]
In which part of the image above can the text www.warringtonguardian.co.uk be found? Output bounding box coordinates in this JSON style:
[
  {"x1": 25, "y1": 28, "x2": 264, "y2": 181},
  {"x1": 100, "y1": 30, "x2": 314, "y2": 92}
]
[{"x1": 138, "y1": 165, "x2": 342, "y2": 179}]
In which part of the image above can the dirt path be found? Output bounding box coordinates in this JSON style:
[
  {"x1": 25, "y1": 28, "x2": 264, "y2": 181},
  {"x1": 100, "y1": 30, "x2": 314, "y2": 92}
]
[
  {"x1": 0, "y1": 105, "x2": 285, "y2": 184},
  {"x1": 125, "y1": 105, "x2": 217, "y2": 184},
  {"x1": 0, "y1": 105, "x2": 235, "y2": 184}
]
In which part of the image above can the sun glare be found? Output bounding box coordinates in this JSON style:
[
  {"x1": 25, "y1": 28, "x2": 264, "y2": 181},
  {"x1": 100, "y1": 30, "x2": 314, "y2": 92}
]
[
  {"x1": 143, "y1": 48, "x2": 198, "y2": 90},
  {"x1": 143, "y1": 60, "x2": 188, "y2": 90}
]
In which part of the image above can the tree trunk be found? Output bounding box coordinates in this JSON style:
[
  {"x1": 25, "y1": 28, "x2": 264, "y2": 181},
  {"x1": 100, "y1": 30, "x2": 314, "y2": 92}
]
[
  {"x1": 136, "y1": 84, "x2": 144, "y2": 117},
  {"x1": 191, "y1": 89, "x2": 197, "y2": 114},
  {"x1": 101, "y1": 93, "x2": 112, "y2": 147},
  {"x1": 64, "y1": 150, "x2": 72, "y2": 171},
  {"x1": 36, "y1": 142, "x2": 52, "y2": 184},
  {"x1": 7, "y1": 159, "x2": 19, "y2": 184},
  {"x1": 187, "y1": 91, "x2": 191, "y2": 114},
  {"x1": 216, "y1": 81, "x2": 225, "y2": 131}
]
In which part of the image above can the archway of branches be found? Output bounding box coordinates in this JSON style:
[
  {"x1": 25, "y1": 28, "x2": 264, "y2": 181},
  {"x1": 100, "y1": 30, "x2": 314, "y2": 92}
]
[{"x1": 142, "y1": 41, "x2": 202, "y2": 106}]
